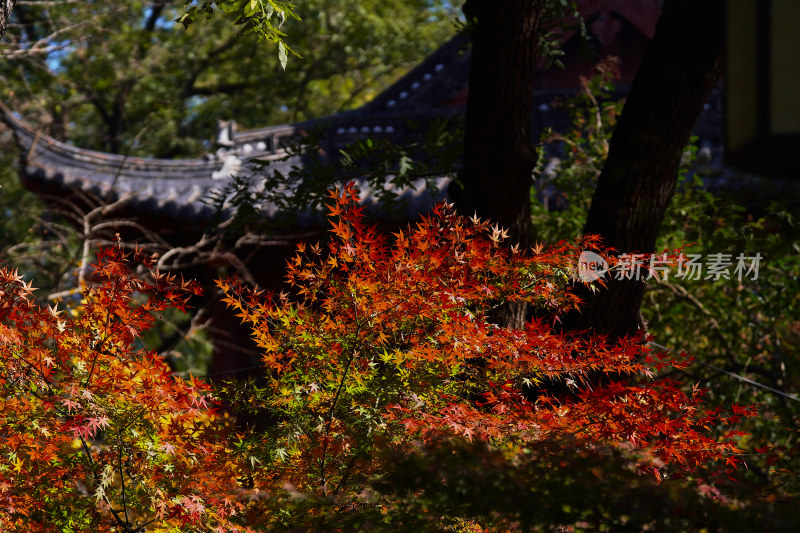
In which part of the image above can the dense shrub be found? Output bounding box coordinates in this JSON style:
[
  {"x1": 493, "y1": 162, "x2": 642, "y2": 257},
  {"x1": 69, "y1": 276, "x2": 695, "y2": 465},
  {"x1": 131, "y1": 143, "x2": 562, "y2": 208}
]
[{"x1": 0, "y1": 187, "x2": 764, "y2": 530}]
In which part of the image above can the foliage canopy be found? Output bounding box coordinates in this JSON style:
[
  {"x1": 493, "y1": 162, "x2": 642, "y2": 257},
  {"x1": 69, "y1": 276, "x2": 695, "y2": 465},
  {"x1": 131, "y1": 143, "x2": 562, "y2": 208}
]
[{"x1": 1, "y1": 187, "x2": 758, "y2": 530}]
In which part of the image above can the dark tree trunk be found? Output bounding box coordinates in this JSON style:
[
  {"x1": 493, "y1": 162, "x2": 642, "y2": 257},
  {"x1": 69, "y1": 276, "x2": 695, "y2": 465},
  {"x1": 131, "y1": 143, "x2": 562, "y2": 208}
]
[
  {"x1": 451, "y1": 0, "x2": 544, "y2": 248},
  {"x1": 1, "y1": 0, "x2": 15, "y2": 41},
  {"x1": 567, "y1": 0, "x2": 724, "y2": 339},
  {"x1": 451, "y1": 0, "x2": 544, "y2": 329}
]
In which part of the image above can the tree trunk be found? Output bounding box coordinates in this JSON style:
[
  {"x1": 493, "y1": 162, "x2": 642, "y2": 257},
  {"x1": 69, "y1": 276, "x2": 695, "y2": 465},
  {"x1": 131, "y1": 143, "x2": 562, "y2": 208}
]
[
  {"x1": 451, "y1": 0, "x2": 544, "y2": 248},
  {"x1": 1, "y1": 0, "x2": 14, "y2": 41},
  {"x1": 451, "y1": 0, "x2": 544, "y2": 329},
  {"x1": 567, "y1": 0, "x2": 724, "y2": 339}
]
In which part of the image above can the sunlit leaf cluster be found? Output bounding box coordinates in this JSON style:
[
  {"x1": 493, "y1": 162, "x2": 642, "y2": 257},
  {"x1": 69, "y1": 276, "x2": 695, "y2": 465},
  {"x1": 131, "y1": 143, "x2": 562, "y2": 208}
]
[
  {"x1": 0, "y1": 245, "x2": 243, "y2": 531},
  {"x1": 0, "y1": 187, "x2": 764, "y2": 530},
  {"x1": 216, "y1": 185, "x2": 754, "y2": 520},
  {"x1": 178, "y1": 0, "x2": 300, "y2": 69}
]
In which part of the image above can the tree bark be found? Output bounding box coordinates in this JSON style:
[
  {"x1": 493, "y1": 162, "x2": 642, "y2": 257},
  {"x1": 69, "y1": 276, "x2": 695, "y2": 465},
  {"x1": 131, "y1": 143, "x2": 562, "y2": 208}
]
[
  {"x1": 451, "y1": 0, "x2": 544, "y2": 329},
  {"x1": 566, "y1": 0, "x2": 724, "y2": 339},
  {"x1": 1, "y1": 0, "x2": 15, "y2": 42},
  {"x1": 451, "y1": 0, "x2": 544, "y2": 248}
]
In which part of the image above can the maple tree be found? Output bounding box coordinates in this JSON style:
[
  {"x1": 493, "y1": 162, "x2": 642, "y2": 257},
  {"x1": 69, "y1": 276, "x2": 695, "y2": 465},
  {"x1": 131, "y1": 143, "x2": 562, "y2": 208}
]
[
  {"x1": 0, "y1": 244, "x2": 245, "y2": 532},
  {"x1": 0, "y1": 186, "x2": 764, "y2": 530},
  {"x1": 216, "y1": 185, "x2": 756, "y2": 529}
]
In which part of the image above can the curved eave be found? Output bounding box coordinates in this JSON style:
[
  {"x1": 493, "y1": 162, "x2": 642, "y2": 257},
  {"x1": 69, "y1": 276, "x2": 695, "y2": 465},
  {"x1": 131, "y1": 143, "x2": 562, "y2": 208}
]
[
  {"x1": 358, "y1": 33, "x2": 472, "y2": 114},
  {"x1": 2, "y1": 107, "x2": 217, "y2": 179},
  {"x1": 0, "y1": 105, "x2": 286, "y2": 222},
  {"x1": 1, "y1": 104, "x2": 449, "y2": 230},
  {"x1": 228, "y1": 107, "x2": 464, "y2": 153}
]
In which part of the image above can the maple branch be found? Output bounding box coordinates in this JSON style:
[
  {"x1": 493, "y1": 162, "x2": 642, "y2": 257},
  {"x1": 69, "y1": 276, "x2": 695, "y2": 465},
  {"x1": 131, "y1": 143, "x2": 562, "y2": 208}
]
[
  {"x1": 76, "y1": 434, "x2": 131, "y2": 531},
  {"x1": 320, "y1": 288, "x2": 362, "y2": 497},
  {"x1": 331, "y1": 453, "x2": 362, "y2": 497},
  {"x1": 82, "y1": 318, "x2": 115, "y2": 390},
  {"x1": 118, "y1": 430, "x2": 131, "y2": 529}
]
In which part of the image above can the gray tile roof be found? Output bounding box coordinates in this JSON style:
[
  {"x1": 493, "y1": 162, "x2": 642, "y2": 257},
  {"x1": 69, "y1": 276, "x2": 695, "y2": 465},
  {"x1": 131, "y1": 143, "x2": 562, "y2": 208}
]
[
  {"x1": 1, "y1": 1, "x2": 667, "y2": 232},
  {"x1": 1, "y1": 103, "x2": 455, "y2": 226}
]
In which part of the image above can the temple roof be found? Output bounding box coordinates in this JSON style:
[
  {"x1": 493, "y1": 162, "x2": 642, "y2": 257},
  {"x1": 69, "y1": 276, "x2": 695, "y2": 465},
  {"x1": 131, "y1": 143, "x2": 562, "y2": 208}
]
[
  {"x1": 1, "y1": 0, "x2": 663, "y2": 230},
  {"x1": 1, "y1": 103, "x2": 454, "y2": 225}
]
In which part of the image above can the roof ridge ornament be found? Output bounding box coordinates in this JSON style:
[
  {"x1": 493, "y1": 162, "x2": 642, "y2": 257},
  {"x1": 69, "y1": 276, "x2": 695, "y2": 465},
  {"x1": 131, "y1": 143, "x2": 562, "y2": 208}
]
[
  {"x1": 211, "y1": 154, "x2": 242, "y2": 180},
  {"x1": 216, "y1": 120, "x2": 237, "y2": 148}
]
